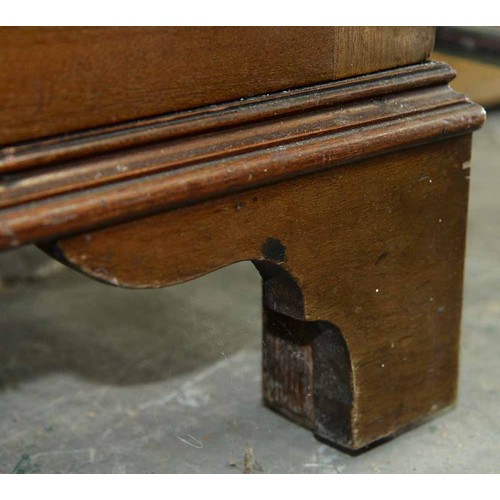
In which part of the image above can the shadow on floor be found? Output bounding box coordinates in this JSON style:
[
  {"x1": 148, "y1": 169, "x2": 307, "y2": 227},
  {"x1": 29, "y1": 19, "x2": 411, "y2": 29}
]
[{"x1": 0, "y1": 251, "x2": 261, "y2": 389}]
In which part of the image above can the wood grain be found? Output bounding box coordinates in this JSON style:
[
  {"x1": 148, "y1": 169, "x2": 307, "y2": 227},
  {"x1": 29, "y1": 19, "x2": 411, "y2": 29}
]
[
  {"x1": 0, "y1": 27, "x2": 435, "y2": 145},
  {"x1": 333, "y1": 27, "x2": 435, "y2": 77},
  {"x1": 0, "y1": 62, "x2": 485, "y2": 250},
  {"x1": 45, "y1": 136, "x2": 472, "y2": 449},
  {"x1": 0, "y1": 61, "x2": 454, "y2": 175}
]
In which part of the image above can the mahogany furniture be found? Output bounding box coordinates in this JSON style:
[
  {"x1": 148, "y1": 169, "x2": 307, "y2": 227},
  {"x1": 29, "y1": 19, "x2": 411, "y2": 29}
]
[{"x1": 0, "y1": 27, "x2": 485, "y2": 451}]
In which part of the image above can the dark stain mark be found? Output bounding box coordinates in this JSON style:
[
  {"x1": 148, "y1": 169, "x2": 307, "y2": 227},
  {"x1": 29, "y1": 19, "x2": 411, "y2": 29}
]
[
  {"x1": 262, "y1": 237, "x2": 286, "y2": 263},
  {"x1": 376, "y1": 251, "x2": 389, "y2": 264}
]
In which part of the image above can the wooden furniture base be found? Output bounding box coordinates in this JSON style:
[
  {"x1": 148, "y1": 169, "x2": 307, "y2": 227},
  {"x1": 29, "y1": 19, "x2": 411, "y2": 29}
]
[
  {"x1": 0, "y1": 41, "x2": 485, "y2": 451},
  {"x1": 42, "y1": 135, "x2": 472, "y2": 450}
]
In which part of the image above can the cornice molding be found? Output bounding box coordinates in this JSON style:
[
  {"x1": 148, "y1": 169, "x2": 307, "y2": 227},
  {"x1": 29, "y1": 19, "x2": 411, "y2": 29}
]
[{"x1": 0, "y1": 62, "x2": 485, "y2": 250}]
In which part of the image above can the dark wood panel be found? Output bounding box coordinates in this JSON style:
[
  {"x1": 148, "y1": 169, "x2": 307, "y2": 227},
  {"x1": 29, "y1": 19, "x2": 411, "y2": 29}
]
[{"x1": 0, "y1": 27, "x2": 435, "y2": 145}]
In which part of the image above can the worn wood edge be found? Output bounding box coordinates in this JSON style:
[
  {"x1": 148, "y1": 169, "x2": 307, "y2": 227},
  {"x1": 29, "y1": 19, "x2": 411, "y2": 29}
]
[
  {"x1": 0, "y1": 61, "x2": 452, "y2": 173},
  {"x1": 0, "y1": 65, "x2": 485, "y2": 251},
  {"x1": 0, "y1": 85, "x2": 470, "y2": 210}
]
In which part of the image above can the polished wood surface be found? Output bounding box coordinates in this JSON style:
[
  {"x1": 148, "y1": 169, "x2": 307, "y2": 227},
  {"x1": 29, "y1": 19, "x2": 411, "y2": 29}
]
[
  {"x1": 0, "y1": 27, "x2": 435, "y2": 145},
  {"x1": 0, "y1": 60, "x2": 451, "y2": 175},
  {"x1": 0, "y1": 62, "x2": 484, "y2": 250}
]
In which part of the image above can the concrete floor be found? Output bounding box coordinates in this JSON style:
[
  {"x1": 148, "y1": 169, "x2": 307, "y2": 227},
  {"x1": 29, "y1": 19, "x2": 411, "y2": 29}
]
[{"x1": 0, "y1": 112, "x2": 499, "y2": 474}]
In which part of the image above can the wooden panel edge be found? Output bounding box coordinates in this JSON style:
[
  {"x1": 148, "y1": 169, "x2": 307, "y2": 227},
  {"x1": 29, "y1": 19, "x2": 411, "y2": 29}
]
[{"x1": 0, "y1": 62, "x2": 485, "y2": 250}]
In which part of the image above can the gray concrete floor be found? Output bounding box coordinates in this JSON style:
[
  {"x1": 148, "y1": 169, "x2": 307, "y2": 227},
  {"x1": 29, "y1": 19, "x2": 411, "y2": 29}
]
[{"x1": 0, "y1": 112, "x2": 499, "y2": 474}]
